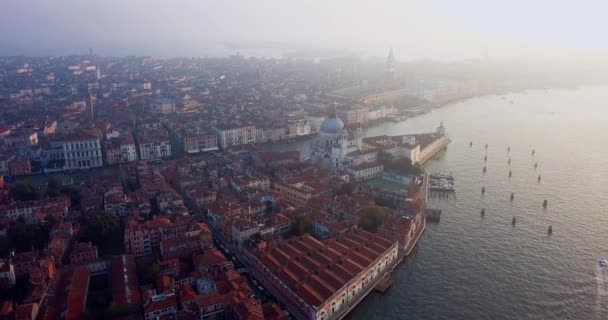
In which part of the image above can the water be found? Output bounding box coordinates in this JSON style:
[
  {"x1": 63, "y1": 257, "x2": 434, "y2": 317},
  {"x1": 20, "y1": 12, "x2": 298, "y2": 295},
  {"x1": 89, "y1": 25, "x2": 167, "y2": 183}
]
[{"x1": 265, "y1": 86, "x2": 608, "y2": 319}]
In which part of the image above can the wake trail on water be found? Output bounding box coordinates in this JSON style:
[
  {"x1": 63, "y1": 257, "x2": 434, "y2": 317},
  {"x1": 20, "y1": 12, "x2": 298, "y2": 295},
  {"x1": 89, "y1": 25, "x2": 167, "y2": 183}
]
[
  {"x1": 594, "y1": 267, "x2": 608, "y2": 318},
  {"x1": 596, "y1": 267, "x2": 607, "y2": 296}
]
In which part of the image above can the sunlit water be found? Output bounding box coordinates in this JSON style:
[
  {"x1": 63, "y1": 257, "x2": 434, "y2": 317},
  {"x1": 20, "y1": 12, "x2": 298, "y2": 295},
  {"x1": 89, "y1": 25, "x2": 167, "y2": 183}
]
[{"x1": 264, "y1": 86, "x2": 608, "y2": 320}]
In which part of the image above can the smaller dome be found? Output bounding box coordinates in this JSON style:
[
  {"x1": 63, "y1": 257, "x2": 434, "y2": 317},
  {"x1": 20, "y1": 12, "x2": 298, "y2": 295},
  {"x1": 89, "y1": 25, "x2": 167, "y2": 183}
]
[{"x1": 320, "y1": 115, "x2": 344, "y2": 134}]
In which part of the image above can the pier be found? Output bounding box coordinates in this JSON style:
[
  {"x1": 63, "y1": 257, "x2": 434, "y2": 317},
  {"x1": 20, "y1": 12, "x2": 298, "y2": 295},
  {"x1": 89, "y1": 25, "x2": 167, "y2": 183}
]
[
  {"x1": 428, "y1": 172, "x2": 455, "y2": 194},
  {"x1": 425, "y1": 208, "x2": 442, "y2": 222},
  {"x1": 374, "y1": 277, "x2": 393, "y2": 293},
  {"x1": 417, "y1": 136, "x2": 451, "y2": 165}
]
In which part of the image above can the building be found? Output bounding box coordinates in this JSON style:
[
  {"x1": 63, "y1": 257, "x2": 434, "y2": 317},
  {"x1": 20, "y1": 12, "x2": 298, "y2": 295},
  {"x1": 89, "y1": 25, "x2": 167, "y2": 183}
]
[
  {"x1": 105, "y1": 133, "x2": 138, "y2": 165},
  {"x1": 336, "y1": 106, "x2": 369, "y2": 126},
  {"x1": 213, "y1": 124, "x2": 256, "y2": 148},
  {"x1": 181, "y1": 129, "x2": 218, "y2": 153},
  {"x1": 15, "y1": 303, "x2": 38, "y2": 320},
  {"x1": 246, "y1": 230, "x2": 399, "y2": 320},
  {"x1": 0, "y1": 259, "x2": 16, "y2": 286},
  {"x1": 65, "y1": 267, "x2": 90, "y2": 320},
  {"x1": 149, "y1": 98, "x2": 175, "y2": 114},
  {"x1": 137, "y1": 128, "x2": 172, "y2": 160},
  {"x1": 111, "y1": 255, "x2": 142, "y2": 312},
  {"x1": 56, "y1": 128, "x2": 103, "y2": 170},
  {"x1": 273, "y1": 181, "x2": 332, "y2": 207},
  {"x1": 309, "y1": 111, "x2": 363, "y2": 172},
  {"x1": 347, "y1": 163, "x2": 383, "y2": 181},
  {"x1": 8, "y1": 156, "x2": 32, "y2": 176},
  {"x1": 69, "y1": 242, "x2": 99, "y2": 265},
  {"x1": 143, "y1": 292, "x2": 177, "y2": 320}
]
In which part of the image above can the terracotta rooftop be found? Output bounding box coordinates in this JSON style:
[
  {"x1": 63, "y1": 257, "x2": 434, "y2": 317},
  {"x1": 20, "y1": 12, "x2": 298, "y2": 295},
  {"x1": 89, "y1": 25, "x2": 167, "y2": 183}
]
[{"x1": 256, "y1": 230, "x2": 395, "y2": 307}]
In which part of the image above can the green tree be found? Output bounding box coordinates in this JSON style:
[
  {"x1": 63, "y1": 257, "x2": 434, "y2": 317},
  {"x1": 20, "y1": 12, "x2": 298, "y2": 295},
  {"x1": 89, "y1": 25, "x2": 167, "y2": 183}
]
[
  {"x1": 104, "y1": 302, "x2": 130, "y2": 319},
  {"x1": 9, "y1": 181, "x2": 42, "y2": 201},
  {"x1": 139, "y1": 263, "x2": 160, "y2": 285},
  {"x1": 336, "y1": 182, "x2": 354, "y2": 196},
  {"x1": 374, "y1": 197, "x2": 395, "y2": 209},
  {"x1": 358, "y1": 206, "x2": 387, "y2": 233},
  {"x1": 407, "y1": 184, "x2": 421, "y2": 197},
  {"x1": 8, "y1": 221, "x2": 52, "y2": 252},
  {"x1": 380, "y1": 157, "x2": 423, "y2": 176},
  {"x1": 46, "y1": 175, "x2": 63, "y2": 197},
  {"x1": 291, "y1": 215, "x2": 312, "y2": 236},
  {"x1": 0, "y1": 277, "x2": 14, "y2": 300},
  {"x1": 80, "y1": 211, "x2": 123, "y2": 256},
  {"x1": 60, "y1": 186, "x2": 81, "y2": 207}
]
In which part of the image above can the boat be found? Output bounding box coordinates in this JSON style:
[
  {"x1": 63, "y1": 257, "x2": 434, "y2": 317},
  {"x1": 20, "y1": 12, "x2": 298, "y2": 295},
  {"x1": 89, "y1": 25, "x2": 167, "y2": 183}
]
[
  {"x1": 534, "y1": 162, "x2": 538, "y2": 169},
  {"x1": 543, "y1": 199, "x2": 548, "y2": 208},
  {"x1": 538, "y1": 175, "x2": 542, "y2": 182},
  {"x1": 481, "y1": 186, "x2": 486, "y2": 195},
  {"x1": 510, "y1": 192, "x2": 514, "y2": 201},
  {"x1": 507, "y1": 146, "x2": 510, "y2": 152},
  {"x1": 548, "y1": 225, "x2": 553, "y2": 234},
  {"x1": 481, "y1": 208, "x2": 485, "y2": 216},
  {"x1": 532, "y1": 149, "x2": 536, "y2": 156},
  {"x1": 599, "y1": 258, "x2": 608, "y2": 269},
  {"x1": 509, "y1": 170, "x2": 512, "y2": 177},
  {"x1": 484, "y1": 155, "x2": 487, "y2": 162},
  {"x1": 469, "y1": 141, "x2": 473, "y2": 147},
  {"x1": 512, "y1": 217, "x2": 516, "y2": 225},
  {"x1": 483, "y1": 166, "x2": 487, "y2": 174}
]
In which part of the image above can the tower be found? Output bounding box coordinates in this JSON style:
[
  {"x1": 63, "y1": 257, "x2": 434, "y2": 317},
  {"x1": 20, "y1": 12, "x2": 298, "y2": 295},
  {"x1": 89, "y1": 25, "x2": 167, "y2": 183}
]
[
  {"x1": 88, "y1": 91, "x2": 96, "y2": 123},
  {"x1": 384, "y1": 48, "x2": 397, "y2": 90},
  {"x1": 437, "y1": 121, "x2": 446, "y2": 136}
]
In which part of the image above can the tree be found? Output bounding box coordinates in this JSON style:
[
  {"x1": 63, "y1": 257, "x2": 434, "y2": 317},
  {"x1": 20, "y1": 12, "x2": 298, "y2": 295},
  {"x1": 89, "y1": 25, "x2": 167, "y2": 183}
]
[
  {"x1": 291, "y1": 215, "x2": 312, "y2": 236},
  {"x1": 140, "y1": 263, "x2": 160, "y2": 285},
  {"x1": 46, "y1": 175, "x2": 63, "y2": 197},
  {"x1": 380, "y1": 157, "x2": 423, "y2": 176},
  {"x1": 60, "y1": 186, "x2": 81, "y2": 207},
  {"x1": 104, "y1": 303, "x2": 130, "y2": 319},
  {"x1": 358, "y1": 206, "x2": 387, "y2": 233},
  {"x1": 80, "y1": 211, "x2": 123, "y2": 256},
  {"x1": 9, "y1": 181, "x2": 41, "y2": 201},
  {"x1": 374, "y1": 197, "x2": 395, "y2": 209},
  {"x1": 408, "y1": 184, "x2": 421, "y2": 197},
  {"x1": 0, "y1": 278, "x2": 13, "y2": 299},
  {"x1": 7, "y1": 221, "x2": 52, "y2": 252},
  {"x1": 336, "y1": 182, "x2": 354, "y2": 196}
]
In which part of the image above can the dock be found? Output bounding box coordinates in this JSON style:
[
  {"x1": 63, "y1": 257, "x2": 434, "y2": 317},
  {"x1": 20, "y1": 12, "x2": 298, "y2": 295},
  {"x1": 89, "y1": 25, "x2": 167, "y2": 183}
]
[
  {"x1": 374, "y1": 277, "x2": 393, "y2": 293},
  {"x1": 425, "y1": 208, "x2": 442, "y2": 222},
  {"x1": 428, "y1": 172, "x2": 455, "y2": 196}
]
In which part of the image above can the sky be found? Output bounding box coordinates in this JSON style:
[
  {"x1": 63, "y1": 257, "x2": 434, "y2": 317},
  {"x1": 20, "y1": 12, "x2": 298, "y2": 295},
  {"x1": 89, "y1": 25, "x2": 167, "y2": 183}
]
[{"x1": 1, "y1": 0, "x2": 608, "y2": 60}]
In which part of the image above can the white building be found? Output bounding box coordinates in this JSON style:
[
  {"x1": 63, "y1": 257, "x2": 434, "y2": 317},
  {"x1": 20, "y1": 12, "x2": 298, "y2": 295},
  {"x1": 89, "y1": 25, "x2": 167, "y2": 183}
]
[
  {"x1": 58, "y1": 129, "x2": 103, "y2": 170},
  {"x1": 105, "y1": 133, "x2": 138, "y2": 165},
  {"x1": 137, "y1": 128, "x2": 172, "y2": 160},
  {"x1": 212, "y1": 124, "x2": 256, "y2": 148},
  {"x1": 309, "y1": 112, "x2": 363, "y2": 172}
]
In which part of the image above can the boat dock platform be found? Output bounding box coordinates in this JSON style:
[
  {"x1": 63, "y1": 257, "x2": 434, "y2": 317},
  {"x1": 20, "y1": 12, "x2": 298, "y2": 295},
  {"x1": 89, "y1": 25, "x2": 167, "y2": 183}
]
[
  {"x1": 374, "y1": 277, "x2": 393, "y2": 294},
  {"x1": 425, "y1": 208, "x2": 442, "y2": 222},
  {"x1": 428, "y1": 172, "x2": 455, "y2": 196}
]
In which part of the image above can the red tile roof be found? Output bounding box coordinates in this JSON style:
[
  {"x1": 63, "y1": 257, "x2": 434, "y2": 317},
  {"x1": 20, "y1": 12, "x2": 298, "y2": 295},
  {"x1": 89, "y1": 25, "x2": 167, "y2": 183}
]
[{"x1": 66, "y1": 266, "x2": 90, "y2": 320}]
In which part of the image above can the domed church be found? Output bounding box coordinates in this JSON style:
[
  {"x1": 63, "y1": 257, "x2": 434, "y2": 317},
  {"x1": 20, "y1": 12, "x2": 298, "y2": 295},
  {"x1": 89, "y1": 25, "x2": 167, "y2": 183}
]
[{"x1": 309, "y1": 110, "x2": 363, "y2": 172}]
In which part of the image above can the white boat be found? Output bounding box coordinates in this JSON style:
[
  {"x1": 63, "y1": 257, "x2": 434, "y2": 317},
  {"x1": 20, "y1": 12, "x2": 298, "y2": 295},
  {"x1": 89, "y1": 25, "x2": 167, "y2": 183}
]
[{"x1": 599, "y1": 258, "x2": 608, "y2": 269}]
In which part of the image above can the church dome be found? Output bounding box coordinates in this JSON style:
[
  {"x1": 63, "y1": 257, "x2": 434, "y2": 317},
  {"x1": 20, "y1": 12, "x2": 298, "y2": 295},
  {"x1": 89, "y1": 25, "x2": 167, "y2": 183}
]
[{"x1": 319, "y1": 115, "x2": 344, "y2": 134}]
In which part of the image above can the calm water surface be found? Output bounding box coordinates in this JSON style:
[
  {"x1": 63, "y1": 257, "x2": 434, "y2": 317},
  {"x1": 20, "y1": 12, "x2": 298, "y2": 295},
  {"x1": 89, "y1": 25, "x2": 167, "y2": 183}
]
[{"x1": 266, "y1": 86, "x2": 608, "y2": 320}]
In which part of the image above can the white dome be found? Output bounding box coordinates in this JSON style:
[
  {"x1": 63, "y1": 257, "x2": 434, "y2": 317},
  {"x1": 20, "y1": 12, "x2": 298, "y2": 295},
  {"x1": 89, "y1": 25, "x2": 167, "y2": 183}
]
[{"x1": 319, "y1": 115, "x2": 344, "y2": 134}]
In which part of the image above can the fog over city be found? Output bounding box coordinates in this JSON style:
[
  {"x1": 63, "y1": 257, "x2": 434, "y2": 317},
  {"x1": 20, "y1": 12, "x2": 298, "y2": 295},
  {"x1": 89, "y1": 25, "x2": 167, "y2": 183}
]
[{"x1": 3, "y1": 0, "x2": 608, "y2": 61}]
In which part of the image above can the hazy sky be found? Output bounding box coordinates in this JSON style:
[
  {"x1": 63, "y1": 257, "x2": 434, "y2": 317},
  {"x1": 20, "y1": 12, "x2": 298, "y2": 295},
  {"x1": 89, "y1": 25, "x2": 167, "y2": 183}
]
[{"x1": 2, "y1": 0, "x2": 607, "y2": 60}]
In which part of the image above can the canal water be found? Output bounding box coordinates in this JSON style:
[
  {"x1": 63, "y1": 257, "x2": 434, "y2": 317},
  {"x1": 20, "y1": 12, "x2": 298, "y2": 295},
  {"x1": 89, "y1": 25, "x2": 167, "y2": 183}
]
[{"x1": 264, "y1": 86, "x2": 608, "y2": 320}]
